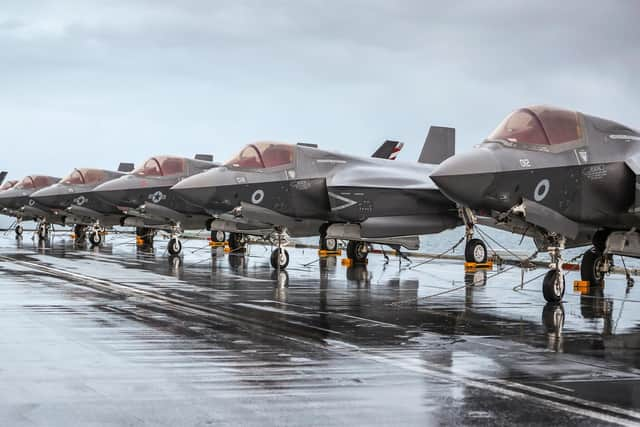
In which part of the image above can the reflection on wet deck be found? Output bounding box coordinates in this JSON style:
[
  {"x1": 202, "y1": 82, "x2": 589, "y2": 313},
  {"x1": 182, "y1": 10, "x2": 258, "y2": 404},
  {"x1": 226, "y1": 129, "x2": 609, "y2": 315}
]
[{"x1": 1, "y1": 234, "x2": 639, "y2": 425}]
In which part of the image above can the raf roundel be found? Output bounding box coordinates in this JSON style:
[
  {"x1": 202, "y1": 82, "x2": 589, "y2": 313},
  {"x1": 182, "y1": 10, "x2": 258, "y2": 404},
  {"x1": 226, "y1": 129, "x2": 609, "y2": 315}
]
[
  {"x1": 534, "y1": 179, "x2": 550, "y2": 202},
  {"x1": 251, "y1": 189, "x2": 264, "y2": 204}
]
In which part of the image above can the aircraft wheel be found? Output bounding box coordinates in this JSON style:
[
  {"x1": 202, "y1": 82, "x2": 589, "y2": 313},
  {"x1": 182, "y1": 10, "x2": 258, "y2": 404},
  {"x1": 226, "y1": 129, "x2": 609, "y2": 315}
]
[
  {"x1": 167, "y1": 238, "x2": 182, "y2": 255},
  {"x1": 346, "y1": 241, "x2": 368, "y2": 263},
  {"x1": 320, "y1": 235, "x2": 338, "y2": 251},
  {"x1": 270, "y1": 248, "x2": 290, "y2": 269},
  {"x1": 542, "y1": 270, "x2": 565, "y2": 303},
  {"x1": 465, "y1": 238, "x2": 487, "y2": 263},
  {"x1": 15, "y1": 225, "x2": 23, "y2": 237},
  {"x1": 228, "y1": 232, "x2": 246, "y2": 251},
  {"x1": 211, "y1": 230, "x2": 226, "y2": 243},
  {"x1": 73, "y1": 225, "x2": 87, "y2": 242},
  {"x1": 580, "y1": 248, "x2": 606, "y2": 286},
  {"x1": 89, "y1": 231, "x2": 102, "y2": 246},
  {"x1": 37, "y1": 224, "x2": 48, "y2": 241}
]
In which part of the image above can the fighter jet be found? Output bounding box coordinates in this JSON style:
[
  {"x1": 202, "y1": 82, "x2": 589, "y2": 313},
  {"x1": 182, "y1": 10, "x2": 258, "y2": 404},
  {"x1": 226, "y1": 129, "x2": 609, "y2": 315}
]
[
  {"x1": 90, "y1": 154, "x2": 218, "y2": 254},
  {"x1": 431, "y1": 105, "x2": 640, "y2": 302},
  {"x1": 0, "y1": 174, "x2": 61, "y2": 238},
  {"x1": 30, "y1": 163, "x2": 135, "y2": 245},
  {"x1": 172, "y1": 128, "x2": 460, "y2": 269}
]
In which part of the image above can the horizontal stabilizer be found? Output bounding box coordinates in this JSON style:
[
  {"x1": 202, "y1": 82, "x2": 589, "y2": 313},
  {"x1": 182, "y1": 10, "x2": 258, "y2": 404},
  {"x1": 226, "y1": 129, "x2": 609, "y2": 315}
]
[
  {"x1": 194, "y1": 154, "x2": 214, "y2": 162},
  {"x1": 0, "y1": 171, "x2": 7, "y2": 186},
  {"x1": 372, "y1": 140, "x2": 404, "y2": 160},
  {"x1": 419, "y1": 126, "x2": 455, "y2": 164},
  {"x1": 117, "y1": 163, "x2": 135, "y2": 172}
]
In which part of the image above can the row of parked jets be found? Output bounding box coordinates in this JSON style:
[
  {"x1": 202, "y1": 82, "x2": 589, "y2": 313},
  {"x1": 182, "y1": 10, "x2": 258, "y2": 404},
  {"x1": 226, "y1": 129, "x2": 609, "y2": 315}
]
[{"x1": 1, "y1": 105, "x2": 639, "y2": 304}]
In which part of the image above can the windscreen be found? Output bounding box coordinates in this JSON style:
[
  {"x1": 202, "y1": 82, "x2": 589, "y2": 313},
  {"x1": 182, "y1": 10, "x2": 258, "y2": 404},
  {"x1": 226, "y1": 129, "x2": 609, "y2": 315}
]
[
  {"x1": 81, "y1": 169, "x2": 109, "y2": 184},
  {"x1": 487, "y1": 106, "x2": 582, "y2": 146},
  {"x1": 225, "y1": 143, "x2": 294, "y2": 169},
  {"x1": 133, "y1": 158, "x2": 163, "y2": 177},
  {"x1": 0, "y1": 180, "x2": 17, "y2": 191},
  {"x1": 62, "y1": 170, "x2": 85, "y2": 185},
  {"x1": 15, "y1": 176, "x2": 36, "y2": 190}
]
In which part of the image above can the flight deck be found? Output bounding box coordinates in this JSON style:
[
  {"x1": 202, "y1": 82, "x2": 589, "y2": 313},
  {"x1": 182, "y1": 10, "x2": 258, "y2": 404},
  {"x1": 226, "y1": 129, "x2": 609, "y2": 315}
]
[{"x1": 1, "y1": 232, "x2": 640, "y2": 426}]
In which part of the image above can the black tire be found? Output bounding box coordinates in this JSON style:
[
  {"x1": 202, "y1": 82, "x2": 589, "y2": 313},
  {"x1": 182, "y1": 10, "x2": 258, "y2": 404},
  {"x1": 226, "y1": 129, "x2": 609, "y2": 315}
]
[
  {"x1": 542, "y1": 270, "x2": 565, "y2": 303},
  {"x1": 37, "y1": 223, "x2": 48, "y2": 241},
  {"x1": 138, "y1": 228, "x2": 154, "y2": 246},
  {"x1": 580, "y1": 248, "x2": 606, "y2": 286},
  {"x1": 211, "y1": 230, "x2": 226, "y2": 243},
  {"x1": 15, "y1": 225, "x2": 23, "y2": 237},
  {"x1": 167, "y1": 238, "x2": 182, "y2": 255},
  {"x1": 592, "y1": 230, "x2": 609, "y2": 253},
  {"x1": 89, "y1": 231, "x2": 102, "y2": 246},
  {"x1": 270, "y1": 248, "x2": 290, "y2": 269},
  {"x1": 346, "y1": 241, "x2": 368, "y2": 263},
  {"x1": 73, "y1": 225, "x2": 87, "y2": 242},
  {"x1": 228, "y1": 232, "x2": 246, "y2": 251},
  {"x1": 320, "y1": 235, "x2": 338, "y2": 251},
  {"x1": 465, "y1": 238, "x2": 487, "y2": 263}
]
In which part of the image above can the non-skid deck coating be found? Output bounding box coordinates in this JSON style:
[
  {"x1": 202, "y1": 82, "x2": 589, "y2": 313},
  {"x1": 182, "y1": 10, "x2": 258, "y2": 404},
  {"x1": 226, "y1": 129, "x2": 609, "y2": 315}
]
[{"x1": 1, "y1": 233, "x2": 640, "y2": 426}]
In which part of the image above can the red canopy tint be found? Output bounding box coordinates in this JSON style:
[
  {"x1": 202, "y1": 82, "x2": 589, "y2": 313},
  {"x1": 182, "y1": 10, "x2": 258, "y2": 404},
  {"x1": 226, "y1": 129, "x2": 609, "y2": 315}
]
[{"x1": 488, "y1": 106, "x2": 582, "y2": 146}]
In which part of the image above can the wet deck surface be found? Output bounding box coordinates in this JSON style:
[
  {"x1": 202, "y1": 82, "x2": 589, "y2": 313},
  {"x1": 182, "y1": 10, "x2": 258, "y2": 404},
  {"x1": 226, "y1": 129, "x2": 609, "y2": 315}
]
[{"x1": 1, "y1": 233, "x2": 640, "y2": 426}]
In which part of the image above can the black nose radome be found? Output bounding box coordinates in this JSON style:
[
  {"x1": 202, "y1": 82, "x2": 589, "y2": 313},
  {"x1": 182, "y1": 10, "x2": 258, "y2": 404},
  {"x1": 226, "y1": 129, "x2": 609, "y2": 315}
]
[{"x1": 430, "y1": 149, "x2": 499, "y2": 208}]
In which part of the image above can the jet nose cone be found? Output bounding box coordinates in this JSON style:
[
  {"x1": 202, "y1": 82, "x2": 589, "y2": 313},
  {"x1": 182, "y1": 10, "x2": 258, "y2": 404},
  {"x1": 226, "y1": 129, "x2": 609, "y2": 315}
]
[
  {"x1": 92, "y1": 180, "x2": 127, "y2": 205},
  {"x1": 172, "y1": 173, "x2": 215, "y2": 208},
  {"x1": 431, "y1": 149, "x2": 499, "y2": 208}
]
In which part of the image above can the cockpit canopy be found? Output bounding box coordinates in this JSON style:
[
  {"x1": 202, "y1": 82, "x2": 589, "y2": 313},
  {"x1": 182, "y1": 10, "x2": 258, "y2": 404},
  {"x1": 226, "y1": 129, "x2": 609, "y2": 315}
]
[
  {"x1": 15, "y1": 175, "x2": 59, "y2": 190},
  {"x1": 133, "y1": 156, "x2": 187, "y2": 177},
  {"x1": 0, "y1": 180, "x2": 17, "y2": 191},
  {"x1": 487, "y1": 106, "x2": 582, "y2": 147},
  {"x1": 62, "y1": 168, "x2": 110, "y2": 185},
  {"x1": 225, "y1": 142, "x2": 295, "y2": 170}
]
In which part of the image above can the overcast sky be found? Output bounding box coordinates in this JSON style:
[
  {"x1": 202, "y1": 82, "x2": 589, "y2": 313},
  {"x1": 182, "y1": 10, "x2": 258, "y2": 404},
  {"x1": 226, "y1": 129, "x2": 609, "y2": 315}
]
[{"x1": 1, "y1": 1, "x2": 639, "y2": 180}]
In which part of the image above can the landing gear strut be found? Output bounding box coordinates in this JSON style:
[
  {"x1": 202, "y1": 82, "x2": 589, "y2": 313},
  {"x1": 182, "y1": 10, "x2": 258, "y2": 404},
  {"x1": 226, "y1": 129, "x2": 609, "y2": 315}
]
[
  {"x1": 460, "y1": 207, "x2": 488, "y2": 263},
  {"x1": 167, "y1": 223, "x2": 183, "y2": 256},
  {"x1": 269, "y1": 228, "x2": 290, "y2": 270},
  {"x1": 542, "y1": 235, "x2": 566, "y2": 303},
  {"x1": 89, "y1": 222, "x2": 104, "y2": 247},
  {"x1": 36, "y1": 220, "x2": 50, "y2": 241},
  {"x1": 15, "y1": 219, "x2": 23, "y2": 238},
  {"x1": 580, "y1": 230, "x2": 612, "y2": 286},
  {"x1": 346, "y1": 240, "x2": 369, "y2": 263}
]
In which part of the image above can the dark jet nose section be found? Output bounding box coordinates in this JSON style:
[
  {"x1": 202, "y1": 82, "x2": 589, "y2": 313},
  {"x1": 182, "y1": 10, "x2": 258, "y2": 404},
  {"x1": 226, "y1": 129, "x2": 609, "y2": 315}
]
[
  {"x1": 430, "y1": 149, "x2": 499, "y2": 208},
  {"x1": 31, "y1": 184, "x2": 71, "y2": 208},
  {"x1": 91, "y1": 177, "x2": 137, "y2": 206},
  {"x1": 172, "y1": 171, "x2": 217, "y2": 208}
]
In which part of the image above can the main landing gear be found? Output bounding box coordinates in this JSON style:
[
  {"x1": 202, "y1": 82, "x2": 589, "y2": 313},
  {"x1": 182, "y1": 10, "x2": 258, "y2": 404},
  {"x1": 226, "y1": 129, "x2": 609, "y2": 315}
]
[
  {"x1": 73, "y1": 224, "x2": 87, "y2": 244},
  {"x1": 210, "y1": 230, "x2": 226, "y2": 243},
  {"x1": 460, "y1": 207, "x2": 488, "y2": 263},
  {"x1": 346, "y1": 240, "x2": 369, "y2": 263},
  {"x1": 136, "y1": 227, "x2": 155, "y2": 247},
  {"x1": 36, "y1": 220, "x2": 51, "y2": 241},
  {"x1": 15, "y1": 219, "x2": 23, "y2": 238},
  {"x1": 319, "y1": 227, "x2": 338, "y2": 252},
  {"x1": 228, "y1": 232, "x2": 247, "y2": 252},
  {"x1": 580, "y1": 230, "x2": 612, "y2": 287}
]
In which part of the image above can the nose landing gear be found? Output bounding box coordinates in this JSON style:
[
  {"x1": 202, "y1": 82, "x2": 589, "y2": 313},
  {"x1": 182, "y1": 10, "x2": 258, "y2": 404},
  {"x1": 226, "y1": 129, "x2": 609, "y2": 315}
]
[
  {"x1": 35, "y1": 220, "x2": 51, "y2": 241},
  {"x1": 88, "y1": 222, "x2": 105, "y2": 247},
  {"x1": 542, "y1": 235, "x2": 566, "y2": 303},
  {"x1": 167, "y1": 223, "x2": 183, "y2": 256},
  {"x1": 460, "y1": 207, "x2": 488, "y2": 263},
  {"x1": 269, "y1": 228, "x2": 290, "y2": 270}
]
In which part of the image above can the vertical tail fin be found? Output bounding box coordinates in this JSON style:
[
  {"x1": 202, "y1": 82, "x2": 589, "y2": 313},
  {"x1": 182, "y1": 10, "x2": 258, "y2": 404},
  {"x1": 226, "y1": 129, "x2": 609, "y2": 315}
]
[
  {"x1": 117, "y1": 163, "x2": 135, "y2": 172},
  {"x1": 418, "y1": 126, "x2": 455, "y2": 164},
  {"x1": 195, "y1": 154, "x2": 214, "y2": 162},
  {"x1": 371, "y1": 140, "x2": 404, "y2": 160},
  {"x1": 0, "y1": 171, "x2": 7, "y2": 186}
]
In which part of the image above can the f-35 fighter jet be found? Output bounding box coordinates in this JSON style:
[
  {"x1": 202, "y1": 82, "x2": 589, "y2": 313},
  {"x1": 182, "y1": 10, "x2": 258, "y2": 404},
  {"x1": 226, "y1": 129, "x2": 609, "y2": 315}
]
[
  {"x1": 30, "y1": 163, "x2": 135, "y2": 245},
  {"x1": 172, "y1": 128, "x2": 460, "y2": 269},
  {"x1": 90, "y1": 154, "x2": 218, "y2": 254},
  {"x1": 0, "y1": 174, "x2": 61, "y2": 238},
  {"x1": 431, "y1": 105, "x2": 640, "y2": 302}
]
